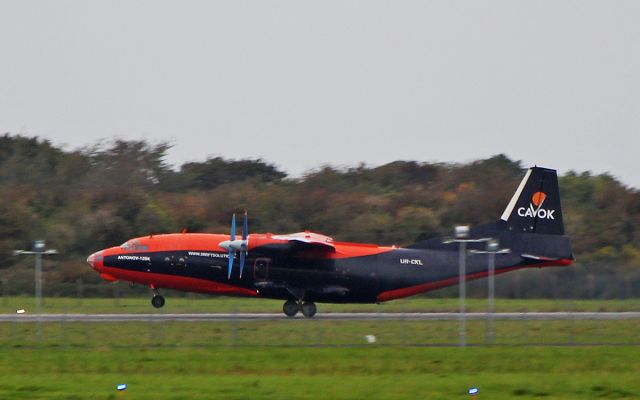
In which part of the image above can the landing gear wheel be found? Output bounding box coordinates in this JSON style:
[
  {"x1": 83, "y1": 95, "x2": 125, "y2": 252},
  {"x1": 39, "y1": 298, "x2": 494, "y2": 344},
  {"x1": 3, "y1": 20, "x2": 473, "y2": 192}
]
[
  {"x1": 300, "y1": 302, "x2": 317, "y2": 318},
  {"x1": 151, "y1": 295, "x2": 165, "y2": 308},
  {"x1": 283, "y1": 300, "x2": 299, "y2": 317}
]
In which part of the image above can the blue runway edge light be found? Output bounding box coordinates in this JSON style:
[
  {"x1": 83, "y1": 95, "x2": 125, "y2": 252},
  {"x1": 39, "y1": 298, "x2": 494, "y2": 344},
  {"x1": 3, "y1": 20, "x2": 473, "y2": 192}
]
[
  {"x1": 468, "y1": 387, "x2": 479, "y2": 395},
  {"x1": 117, "y1": 384, "x2": 127, "y2": 391}
]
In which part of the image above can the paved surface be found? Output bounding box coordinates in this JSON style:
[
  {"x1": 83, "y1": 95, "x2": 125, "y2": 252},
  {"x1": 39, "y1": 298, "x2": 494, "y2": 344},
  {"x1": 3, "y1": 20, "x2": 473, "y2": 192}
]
[{"x1": 1, "y1": 312, "x2": 639, "y2": 322}]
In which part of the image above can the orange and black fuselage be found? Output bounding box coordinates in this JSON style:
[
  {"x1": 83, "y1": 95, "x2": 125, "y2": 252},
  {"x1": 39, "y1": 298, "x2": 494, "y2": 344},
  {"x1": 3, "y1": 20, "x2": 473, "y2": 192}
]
[
  {"x1": 87, "y1": 166, "x2": 575, "y2": 304},
  {"x1": 87, "y1": 226, "x2": 573, "y2": 304}
]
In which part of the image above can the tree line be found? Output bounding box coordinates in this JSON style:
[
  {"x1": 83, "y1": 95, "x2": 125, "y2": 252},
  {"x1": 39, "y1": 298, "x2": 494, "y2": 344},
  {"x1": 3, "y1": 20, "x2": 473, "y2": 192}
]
[{"x1": 1, "y1": 133, "x2": 639, "y2": 298}]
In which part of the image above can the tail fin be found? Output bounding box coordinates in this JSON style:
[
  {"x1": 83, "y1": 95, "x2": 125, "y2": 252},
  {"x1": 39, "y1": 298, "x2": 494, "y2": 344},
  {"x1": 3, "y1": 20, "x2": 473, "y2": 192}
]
[{"x1": 500, "y1": 166, "x2": 565, "y2": 235}]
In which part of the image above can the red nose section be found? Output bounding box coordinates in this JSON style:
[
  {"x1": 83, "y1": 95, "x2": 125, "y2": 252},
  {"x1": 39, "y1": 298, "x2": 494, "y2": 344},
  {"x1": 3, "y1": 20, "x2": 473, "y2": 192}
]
[{"x1": 86, "y1": 251, "x2": 103, "y2": 269}]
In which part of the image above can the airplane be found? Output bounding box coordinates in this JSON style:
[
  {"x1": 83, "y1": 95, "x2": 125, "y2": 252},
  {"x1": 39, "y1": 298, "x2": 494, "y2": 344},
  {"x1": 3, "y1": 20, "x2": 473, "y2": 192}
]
[{"x1": 86, "y1": 166, "x2": 574, "y2": 317}]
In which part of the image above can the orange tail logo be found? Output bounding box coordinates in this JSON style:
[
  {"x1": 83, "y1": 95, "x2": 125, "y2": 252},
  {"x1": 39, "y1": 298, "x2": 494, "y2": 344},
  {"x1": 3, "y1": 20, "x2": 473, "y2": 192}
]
[
  {"x1": 517, "y1": 191, "x2": 555, "y2": 220},
  {"x1": 531, "y1": 192, "x2": 547, "y2": 207}
]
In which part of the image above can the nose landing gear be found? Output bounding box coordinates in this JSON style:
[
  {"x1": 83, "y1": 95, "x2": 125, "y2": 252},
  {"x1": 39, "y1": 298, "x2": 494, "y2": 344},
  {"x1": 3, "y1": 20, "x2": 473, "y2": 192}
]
[
  {"x1": 282, "y1": 299, "x2": 317, "y2": 318},
  {"x1": 151, "y1": 295, "x2": 165, "y2": 308},
  {"x1": 150, "y1": 285, "x2": 165, "y2": 308}
]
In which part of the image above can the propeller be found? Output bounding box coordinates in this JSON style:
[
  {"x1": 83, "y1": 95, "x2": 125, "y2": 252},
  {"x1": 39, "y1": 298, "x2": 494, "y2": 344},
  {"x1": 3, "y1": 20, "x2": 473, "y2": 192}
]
[{"x1": 219, "y1": 211, "x2": 249, "y2": 279}]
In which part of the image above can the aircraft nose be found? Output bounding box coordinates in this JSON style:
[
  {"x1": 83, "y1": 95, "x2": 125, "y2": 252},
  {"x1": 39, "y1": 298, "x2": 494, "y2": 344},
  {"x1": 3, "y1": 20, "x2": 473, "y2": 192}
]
[{"x1": 86, "y1": 251, "x2": 103, "y2": 269}]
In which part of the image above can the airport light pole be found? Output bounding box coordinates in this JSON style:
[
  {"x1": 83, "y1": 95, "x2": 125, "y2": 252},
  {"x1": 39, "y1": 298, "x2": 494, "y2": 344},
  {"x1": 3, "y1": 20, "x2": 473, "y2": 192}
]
[
  {"x1": 456, "y1": 226, "x2": 468, "y2": 348},
  {"x1": 444, "y1": 226, "x2": 490, "y2": 347},
  {"x1": 470, "y1": 239, "x2": 510, "y2": 345},
  {"x1": 14, "y1": 240, "x2": 58, "y2": 337}
]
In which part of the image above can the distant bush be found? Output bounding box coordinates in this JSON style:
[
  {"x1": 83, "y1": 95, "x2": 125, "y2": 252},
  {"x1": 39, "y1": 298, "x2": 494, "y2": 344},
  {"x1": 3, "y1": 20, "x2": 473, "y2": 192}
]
[{"x1": 1, "y1": 134, "x2": 639, "y2": 298}]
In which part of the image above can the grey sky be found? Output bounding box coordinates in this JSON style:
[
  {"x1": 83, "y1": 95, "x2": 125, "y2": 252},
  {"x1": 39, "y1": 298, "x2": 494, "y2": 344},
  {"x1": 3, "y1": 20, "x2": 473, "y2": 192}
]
[{"x1": 1, "y1": 1, "x2": 639, "y2": 187}]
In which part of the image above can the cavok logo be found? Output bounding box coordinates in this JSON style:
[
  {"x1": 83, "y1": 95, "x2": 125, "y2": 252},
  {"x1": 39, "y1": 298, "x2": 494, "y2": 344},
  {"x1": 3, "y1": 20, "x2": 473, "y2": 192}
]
[{"x1": 517, "y1": 192, "x2": 556, "y2": 220}]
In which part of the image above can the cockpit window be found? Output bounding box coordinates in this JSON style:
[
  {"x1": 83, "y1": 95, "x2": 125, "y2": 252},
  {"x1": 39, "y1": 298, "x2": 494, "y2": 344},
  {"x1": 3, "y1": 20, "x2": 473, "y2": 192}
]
[{"x1": 120, "y1": 240, "x2": 148, "y2": 251}]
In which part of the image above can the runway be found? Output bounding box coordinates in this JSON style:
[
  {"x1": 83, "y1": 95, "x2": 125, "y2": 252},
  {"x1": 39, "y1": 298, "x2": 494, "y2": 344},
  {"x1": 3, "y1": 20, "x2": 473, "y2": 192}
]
[{"x1": 1, "y1": 312, "x2": 640, "y2": 322}]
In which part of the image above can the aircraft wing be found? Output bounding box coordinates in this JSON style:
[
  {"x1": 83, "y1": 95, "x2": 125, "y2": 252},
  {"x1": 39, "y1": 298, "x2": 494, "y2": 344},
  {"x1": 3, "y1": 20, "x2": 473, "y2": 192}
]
[
  {"x1": 272, "y1": 232, "x2": 335, "y2": 249},
  {"x1": 251, "y1": 232, "x2": 336, "y2": 255}
]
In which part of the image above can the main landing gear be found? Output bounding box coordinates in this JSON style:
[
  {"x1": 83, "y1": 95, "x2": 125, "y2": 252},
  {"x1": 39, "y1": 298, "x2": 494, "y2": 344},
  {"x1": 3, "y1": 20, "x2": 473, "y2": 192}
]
[
  {"x1": 283, "y1": 299, "x2": 317, "y2": 318},
  {"x1": 150, "y1": 286, "x2": 165, "y2": 308}
]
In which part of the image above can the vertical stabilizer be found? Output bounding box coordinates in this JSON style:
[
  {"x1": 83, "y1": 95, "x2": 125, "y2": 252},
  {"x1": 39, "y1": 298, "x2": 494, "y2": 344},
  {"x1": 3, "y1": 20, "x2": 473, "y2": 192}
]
[{"x1": 500, "y1": 167, "x2": 565, "y2": 235}]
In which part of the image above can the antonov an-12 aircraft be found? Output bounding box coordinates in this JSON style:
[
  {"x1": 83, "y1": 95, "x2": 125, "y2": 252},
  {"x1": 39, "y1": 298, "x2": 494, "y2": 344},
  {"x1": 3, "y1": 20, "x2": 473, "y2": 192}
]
[{"x1": 87, "y1": 166, "x2": 573, "y2": 317}]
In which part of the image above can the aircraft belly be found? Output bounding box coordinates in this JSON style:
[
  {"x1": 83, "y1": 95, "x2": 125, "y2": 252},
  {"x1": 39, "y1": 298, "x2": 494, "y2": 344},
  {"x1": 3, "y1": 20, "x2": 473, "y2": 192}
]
[
  {"x1": 103, "y1": 250, "x2": 377, "y2": 302},
  {"x1": 265, "y1": 257, "x2": 378, "y2": 303},
  {"x1": 102, "y1": 247, "x2": 524, "y2": 302}
]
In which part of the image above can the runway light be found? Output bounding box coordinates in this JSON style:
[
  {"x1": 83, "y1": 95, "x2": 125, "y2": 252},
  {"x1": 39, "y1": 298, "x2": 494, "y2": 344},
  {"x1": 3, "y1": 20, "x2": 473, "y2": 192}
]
[
  {"x1": 468, "y1": 387, "x2": 479, "y2": 395},
  {"x1": 16, "y1": 309, "x2": 25, "y2": 314},
  {"x1": 365, "y1": 334, "x2": 376, "y2": 344},
  {"x1": 117, "y1": 384, "x2": 127, "y2": 391}
]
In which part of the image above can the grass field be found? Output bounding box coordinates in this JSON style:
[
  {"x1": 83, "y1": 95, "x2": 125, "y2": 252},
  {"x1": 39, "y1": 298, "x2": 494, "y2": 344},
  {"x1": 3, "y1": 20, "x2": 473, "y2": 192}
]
[
  {"x1": 2, "y1": 295, "x2": 640, "y2": 314},
  {"x1": 0, "y1": 341, "x2": 639, "y2": 399},
  {"x1": 1, "y1": 319, "x2": 639, "y2": 348},
  {"x1": 1, "y1": 298, "x2": 639, "y2": 399}
]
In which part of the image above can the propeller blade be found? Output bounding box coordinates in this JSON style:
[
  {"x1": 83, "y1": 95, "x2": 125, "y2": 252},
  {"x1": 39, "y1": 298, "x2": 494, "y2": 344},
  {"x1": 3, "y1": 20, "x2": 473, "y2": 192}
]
[
  {"x1": 242, "y1": 211, "x2": 248, "y2": 240},
  {"x1": 230, "y1": 213, "x2": 236, "y2": 241},
  {"x1": 239, "y1": 250, "x2": 246, "y2": 278},
  {"x1": 227, "y1": 250, "x2": 235, "y2": 279}
]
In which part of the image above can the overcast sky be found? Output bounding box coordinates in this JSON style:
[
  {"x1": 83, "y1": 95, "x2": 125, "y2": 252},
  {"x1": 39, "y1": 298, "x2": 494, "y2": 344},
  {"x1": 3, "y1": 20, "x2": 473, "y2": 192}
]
[{"x1": 1, "y1": 1, "x2": 639, "y2": 187}]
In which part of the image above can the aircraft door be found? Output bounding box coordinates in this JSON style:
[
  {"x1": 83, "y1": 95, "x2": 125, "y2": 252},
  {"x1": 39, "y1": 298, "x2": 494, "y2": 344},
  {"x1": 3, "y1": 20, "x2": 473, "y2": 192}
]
[{"x1": 254, "y1": 258, "x2": 270, "y2": 281}]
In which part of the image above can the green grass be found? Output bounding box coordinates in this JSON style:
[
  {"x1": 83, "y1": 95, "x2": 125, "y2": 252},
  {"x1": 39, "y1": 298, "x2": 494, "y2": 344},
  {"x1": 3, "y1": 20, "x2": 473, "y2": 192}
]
[
  {"x1": 2, "y1": 296, "x2": 639, "y2": 314},
  {"x1": 1, "y1": 319, "x2": 639, "y2": 348},
  {"x1": 1, "y1": 317, "x2": 639, "y2": 399},
  {"x1": 0, "y1": 343, "x2": 639, "y2": 399}
]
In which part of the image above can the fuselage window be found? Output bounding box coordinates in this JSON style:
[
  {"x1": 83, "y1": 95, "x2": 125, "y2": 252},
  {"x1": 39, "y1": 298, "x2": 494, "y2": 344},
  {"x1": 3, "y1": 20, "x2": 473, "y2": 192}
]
[{"x1": 120, "y1": 241, "x2": 148, "y2": 252}]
